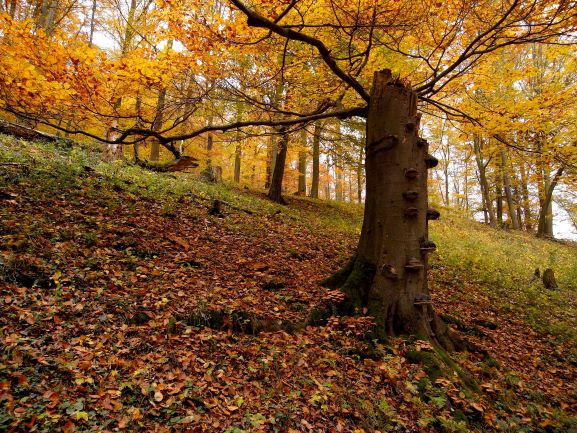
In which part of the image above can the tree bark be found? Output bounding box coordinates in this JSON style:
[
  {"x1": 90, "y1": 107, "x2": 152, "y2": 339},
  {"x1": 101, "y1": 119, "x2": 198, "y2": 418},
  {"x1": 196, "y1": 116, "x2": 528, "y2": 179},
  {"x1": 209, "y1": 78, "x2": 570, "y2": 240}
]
[
  {"x1": 233, "y1": 99, "x2": 244, "y2": 183},
  {"x1": 150, "y1": 40, "x2": 173, "y2": 161},
  {"x1": 297, "y1": 128, "x2": 307, "y2": 195},
  {"x1": 473, "y1": 135, "x2": 496, "y2": 227},
  {"x1": 265, "y1": 80, "x2": 285, "y2": 189},
  {"x1": 234, "y1": 140, "x2": 242, "y2": 183},
  {"x1": 267, "y1": 128, "x2": 288, "y2": 204},
  {"x1": 501, "y1": 149, "x2": 520, "y2": 229},
  {"x1": 89, "y1": 0, "x2": 97, "y2": 47},
  {"x1": 8, "y1": 0, "x2": 17, "y2": 18},
  {"x1": 265, "y1": 133, "x2": 276, "y2": 189},
  {"x1": 495, "y1": 168, "x2": 503, "y2": 226},
  {"x1": 309, "y1": 121, "x2": 322, "y2": 198},
  {"x1": 37, "y1": 0, "x2": 58, "y2": 35},
  {"x1": 537, "y1": 167, "x2": 563, "y2": 238},
  {"x1": 133, "y1": 95, "x2": 142, "y2": 160},
  {"x1": 324, "y1": 71, "x2": 452, "y2": 348},
  {"x1": 335, "y1": 153, "x2": 343, "y2": 202},
  {"x1": 519, "y1": 159, "x2": 532, "y2": 231},
  {"x1": 356, "y1": 145, "x2": 364, "y2": 203}
]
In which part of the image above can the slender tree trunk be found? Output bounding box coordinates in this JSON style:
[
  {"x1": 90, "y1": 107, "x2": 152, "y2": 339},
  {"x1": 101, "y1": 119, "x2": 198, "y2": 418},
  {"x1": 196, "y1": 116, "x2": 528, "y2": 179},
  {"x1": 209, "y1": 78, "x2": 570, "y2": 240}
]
[
  {"x1": 89, "y1": 0, "x2": 97, "y2": 47},
  {"x1": 37, "y1": 0, "x2": 57, "y2": 34},
  {"x1": 268, "y1": 128, "x2": 288, "y2": 203},
  {"x1": 149, "y1": 90, "x2": 166, "y2": 161},
  {"x1": 251, "y1": 146, "x2": 258, "y2": 186},
  {"x1": 335, "y1": 154, "x2": 343, "y2": 202},
  {"x1": 537, "y1": 167, "x2": 563, "y2": 238},
  {"x1": 206, "y1": 116, "x2": 213, "y2": 163},
  {"x1": 265, "y1": 80, "x2": 285, "y2": 189},
  {"x1": 310, "y1": 121, "x2": 322, "y2": 198},
  {"x1": 325, "y1": 154, "x2": 332, "y2": 200},
  {"x1": 501, "y1": 149, "x2": 520, "y2": 229},
  {"x1": 265, "y1": 134, "x2": 276, "y2": 189},
  {"x1": 199, "y1": 116, "x2": 218, "y2": 182},
  {"x1": 357, "y1": 145, "x2": 364, "y2": 203},
  {"x1": 519, "y1": 159, "x2": 532, "y2": 231},
  {"x1": 150, "y1": 40, "x2": 173, "y2": 161},
  {"x1": 444, "y1": 166, "x2": 450, "y2": 206},
  {"x1": 464, "y1": 158, "x2": 469, "y2": 213},
  {"x1": 324, "y1": 71, "x2": 452, "y2": 348},
  {"x1": 348, "y1": 169, "x2": 353, "y2": 203},
  {"x1": 233, "y1": 99, "x2": 244, "y2": 183},
  {"x1": 8, "y1": 0, "x2": 17, "y2": 18},
  {"x1": 133, "y1": 95, "x2": 142, "y2": 161},
  {"x1": 297, "y1": 128, "x2": 307, "y2": 195},
  {"x1": 495, "y1": 170, "x2": 503, "y2": 226},
  {"x1": 544, "y1": 166, "x2": 554, "y2": 236},
  {"x1": 234, "y1": 139, "x2": 242, "y2": 183},
  {"x1": 473, "y1": 136, "x2": 496, "y2": 227}
]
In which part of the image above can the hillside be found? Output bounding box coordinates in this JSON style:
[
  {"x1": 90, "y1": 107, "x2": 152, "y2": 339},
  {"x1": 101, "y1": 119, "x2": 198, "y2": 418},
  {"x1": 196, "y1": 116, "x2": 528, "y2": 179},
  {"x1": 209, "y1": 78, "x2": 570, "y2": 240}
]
[{"x1": 1, "y1": 135, "x2": 577, "y2": 433}]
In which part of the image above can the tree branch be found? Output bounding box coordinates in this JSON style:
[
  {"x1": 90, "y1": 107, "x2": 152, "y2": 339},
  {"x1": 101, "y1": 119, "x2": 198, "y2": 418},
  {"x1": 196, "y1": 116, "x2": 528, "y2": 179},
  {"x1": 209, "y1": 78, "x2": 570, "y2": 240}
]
[
  {"x1": 114, "y1": 105, "x2": 368, "y2": 144},
  {"x1": 229, "y1": 0, "x2": 371, "y2": 103}
]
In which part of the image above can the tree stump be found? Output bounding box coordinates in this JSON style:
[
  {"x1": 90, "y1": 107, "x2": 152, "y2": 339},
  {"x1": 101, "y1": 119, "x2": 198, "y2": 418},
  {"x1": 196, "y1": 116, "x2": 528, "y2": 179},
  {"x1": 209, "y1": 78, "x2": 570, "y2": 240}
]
[
  {"x1": 542, "y1": 268, "x2": 558, "y2": 290},
  {"x1": 209, "y1": 199, "x2": 224, "y2": 217}
]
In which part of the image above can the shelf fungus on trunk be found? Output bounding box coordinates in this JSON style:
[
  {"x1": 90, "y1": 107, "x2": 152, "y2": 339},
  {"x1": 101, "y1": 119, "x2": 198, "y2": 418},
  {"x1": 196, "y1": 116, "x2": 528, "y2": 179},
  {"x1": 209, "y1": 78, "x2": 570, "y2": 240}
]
[
  {"x1": 420, "y1": 240, "x2": 437, "y2": 253},
  {"x1": 417, "y1": 138, "x2": 428, "y2": 148},
  {"x1": 427, "y1": 208, "x2": 441, "y2": 220},
  {"x1": 405, "y1": 258, "x2": 424, "y2": 272},
  {"x1": 425, "y1": 154, "x2": 439, "y2": 169},
  {"x1": 404, "y1": 167, "x2": 419, "y2": 179},
  {"x1": 404, "y1": 207, "x2": 419, "y2": 218},
  {"x1": 414, "y1": 294, "x2": 432, "y2": 305},
  {"x1": 403, "y1": 190, "x2": 419, "y2": 201}
]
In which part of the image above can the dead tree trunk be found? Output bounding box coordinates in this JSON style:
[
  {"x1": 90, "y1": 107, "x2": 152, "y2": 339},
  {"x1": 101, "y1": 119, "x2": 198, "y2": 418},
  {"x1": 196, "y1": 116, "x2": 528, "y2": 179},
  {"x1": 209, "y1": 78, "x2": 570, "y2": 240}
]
[{"x1": 324, "y1": 71, "x2": 453, "y2": 349}]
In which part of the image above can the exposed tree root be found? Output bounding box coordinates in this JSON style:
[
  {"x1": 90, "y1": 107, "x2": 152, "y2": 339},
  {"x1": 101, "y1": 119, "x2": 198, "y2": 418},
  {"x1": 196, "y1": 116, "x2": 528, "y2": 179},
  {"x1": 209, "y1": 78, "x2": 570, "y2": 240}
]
[{"x1": 321, "y1": 255, "x2": 462, "y2": 352}]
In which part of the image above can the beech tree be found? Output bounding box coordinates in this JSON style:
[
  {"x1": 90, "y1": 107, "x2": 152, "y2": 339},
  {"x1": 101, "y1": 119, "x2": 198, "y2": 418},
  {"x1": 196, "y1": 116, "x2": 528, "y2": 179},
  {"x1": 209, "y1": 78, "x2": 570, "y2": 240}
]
[{"x1": 216, "y1": 0, "x2": 577, "y2": 346}]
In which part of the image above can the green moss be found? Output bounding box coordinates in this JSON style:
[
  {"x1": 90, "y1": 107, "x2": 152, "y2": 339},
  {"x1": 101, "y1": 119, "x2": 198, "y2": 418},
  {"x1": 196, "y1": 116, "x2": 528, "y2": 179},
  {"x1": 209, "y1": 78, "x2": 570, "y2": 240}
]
[
  {"x1": 434, "y1": 347, "x2": 480, "y2": 394},
  {"x1": 321, "y1": 254, "x2": 357, "y2": 289},
  {"x1": 341, "y1": 256, "x2": 375, "y2": 311},
  {"x1": 405, "y1": 351, "x2": 443, "y2": 381}
]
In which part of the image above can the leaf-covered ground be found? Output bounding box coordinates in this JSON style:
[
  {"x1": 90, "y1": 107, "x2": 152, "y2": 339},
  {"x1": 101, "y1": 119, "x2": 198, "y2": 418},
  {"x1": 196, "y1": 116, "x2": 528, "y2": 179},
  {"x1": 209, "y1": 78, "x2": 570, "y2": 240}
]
[{"x1": 1, "y1": 136, "x2": 577, "y2": 432}]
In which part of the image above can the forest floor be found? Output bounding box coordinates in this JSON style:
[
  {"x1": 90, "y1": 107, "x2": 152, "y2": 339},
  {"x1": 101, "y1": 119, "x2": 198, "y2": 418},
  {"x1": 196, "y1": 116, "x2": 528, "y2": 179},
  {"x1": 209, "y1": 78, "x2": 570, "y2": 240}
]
[{"x1": 1, "y1": 135, "x2": 577, "y2": 433}]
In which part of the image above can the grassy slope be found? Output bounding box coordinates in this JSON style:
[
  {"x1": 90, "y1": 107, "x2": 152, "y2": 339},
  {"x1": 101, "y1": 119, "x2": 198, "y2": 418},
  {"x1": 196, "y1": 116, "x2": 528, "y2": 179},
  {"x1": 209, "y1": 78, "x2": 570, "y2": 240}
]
[{"x1": 1, "y1": 135, "x2": 576, "y2": 432}]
